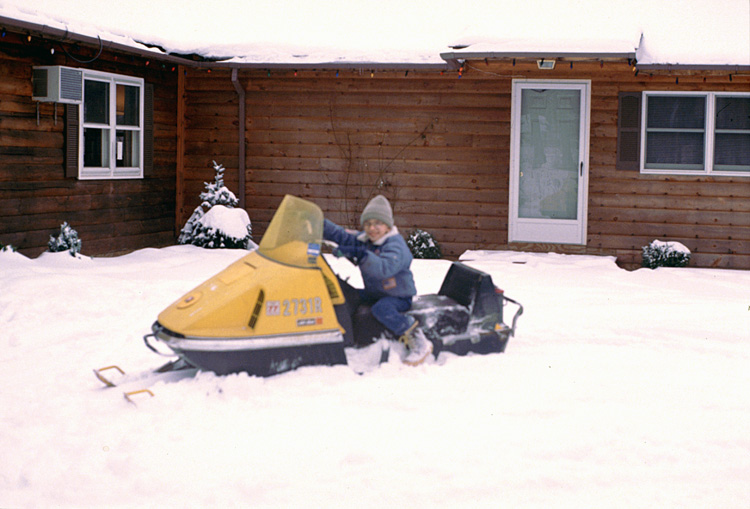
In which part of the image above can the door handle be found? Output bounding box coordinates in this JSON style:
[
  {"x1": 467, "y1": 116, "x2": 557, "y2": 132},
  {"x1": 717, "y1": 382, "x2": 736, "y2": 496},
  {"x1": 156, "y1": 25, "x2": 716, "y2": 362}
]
[{"x1": 580, "y1": 162, "x2": 583, "y2": 177}]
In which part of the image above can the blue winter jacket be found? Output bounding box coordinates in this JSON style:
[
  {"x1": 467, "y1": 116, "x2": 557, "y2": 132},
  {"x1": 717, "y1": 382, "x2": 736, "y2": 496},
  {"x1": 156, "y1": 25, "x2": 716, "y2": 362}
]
[{"x1": 323, "y1": 219, "x2": 417, "y2": 299}]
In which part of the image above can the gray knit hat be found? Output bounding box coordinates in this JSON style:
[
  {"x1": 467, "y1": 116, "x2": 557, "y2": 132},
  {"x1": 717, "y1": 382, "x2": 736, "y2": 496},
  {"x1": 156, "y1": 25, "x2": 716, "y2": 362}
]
[{"x1": 360, "y1": 195, "x2": 394, "y2": 228}]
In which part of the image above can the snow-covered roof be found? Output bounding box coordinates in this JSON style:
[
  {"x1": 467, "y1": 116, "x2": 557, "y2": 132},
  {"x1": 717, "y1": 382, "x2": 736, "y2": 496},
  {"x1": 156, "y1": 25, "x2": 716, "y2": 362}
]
[{"x1": 0, "y1": 0, "x2": 748, "y2": 67}]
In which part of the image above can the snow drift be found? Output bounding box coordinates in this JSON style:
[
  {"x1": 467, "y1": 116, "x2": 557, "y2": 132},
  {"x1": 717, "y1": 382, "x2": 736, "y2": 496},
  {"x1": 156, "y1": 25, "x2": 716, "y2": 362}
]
[{"x1": 1, "y1": 246, "x2": 749, "y2": 508}]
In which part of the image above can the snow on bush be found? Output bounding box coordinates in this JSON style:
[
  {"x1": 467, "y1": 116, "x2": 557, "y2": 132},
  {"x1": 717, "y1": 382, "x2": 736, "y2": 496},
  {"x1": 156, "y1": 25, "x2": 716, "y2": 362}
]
[
  {"x1": 189, "y1": 205, "x2": 255, "y2": 249},
  {"x1": 641, "y1": 239, "x2": 691, "y2": 268},
  {"x1": 48, "y1": 222, "x2": 82, "y2": 256},
  {"x1": 178, "y1": 160, "x2": 254, "y2": 249},
  {"x1": 1, "y1": 242, "x2": 17, "y2": 252},
  {"x1": 407, "y1": 228, "x2": 442, "y2": 259}
]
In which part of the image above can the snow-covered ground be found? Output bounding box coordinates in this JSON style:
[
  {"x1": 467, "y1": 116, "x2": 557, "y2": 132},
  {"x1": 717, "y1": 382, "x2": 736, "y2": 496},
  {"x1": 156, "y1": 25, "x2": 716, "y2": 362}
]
[{"x1": 1, "y1": 246, "x2": 749, "y2": 508}]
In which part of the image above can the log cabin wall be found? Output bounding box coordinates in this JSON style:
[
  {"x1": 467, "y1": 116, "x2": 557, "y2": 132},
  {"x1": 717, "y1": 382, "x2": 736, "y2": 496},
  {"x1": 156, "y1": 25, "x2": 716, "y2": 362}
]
[
  {"x1": 503, "y1": 59, "x2": 749, "y2": 269},
  {"x1": 0, "y1": 29, "x2": 178, "y2": 257},
  {"x1": 182, "y1": 66, "x2": 511, "y2": 259},
  {"x1": 182, "y1": 61, "x2": 749, "y2": 269}
]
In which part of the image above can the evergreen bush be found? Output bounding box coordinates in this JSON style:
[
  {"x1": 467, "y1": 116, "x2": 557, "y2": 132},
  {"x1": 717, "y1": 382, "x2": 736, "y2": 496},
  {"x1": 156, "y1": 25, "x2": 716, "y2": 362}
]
[
  {"x1": 1, "y1": 242, "x2": 17, "y2": 252},
  {"x1": 186, "y1": 205, "x2": 254, "y2": 249},
  {"x1": 48, "y1": 222, "x2": 82, "y2": 256},
  {"x1": 178, "y1": 161, "x2": 254, "y2": 249},
  {"x1": 407, "y1": 228, "x2": 442, "y2": 259},
  {"x1": 641, "y1": 240, "x2": 691, "y2": 269}
]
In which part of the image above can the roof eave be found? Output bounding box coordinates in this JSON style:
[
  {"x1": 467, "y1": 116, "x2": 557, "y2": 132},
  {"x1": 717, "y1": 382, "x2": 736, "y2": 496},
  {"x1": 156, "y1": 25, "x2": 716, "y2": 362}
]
[
  {"x1": 0, "y1": 15, "x2": 451, "y2": 71},
  {"x1": 635, "y1": 63, "x2": 750, "y2": 71},
  {"x1": 440, "y1": 50, "x2": 637, "y2": 67},
  {"x1": 0, "y1": 15, "x2": 196, "y2": 66},
  {"x1": 3, "y1": 15, "x2": 746, "y2": 73},
  {"x1": 193, "y1": 61, "x2": 451, "y2": 71}
]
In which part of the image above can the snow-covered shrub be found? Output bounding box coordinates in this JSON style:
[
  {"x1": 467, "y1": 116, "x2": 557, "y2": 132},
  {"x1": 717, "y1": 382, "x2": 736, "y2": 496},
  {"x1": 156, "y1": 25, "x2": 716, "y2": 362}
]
[
  {"x1": 1, "y1": 242, "x2": 17, "y2": 252},
  {"x1": 187, "y1": 205, "x2": 255, "y2": 249},
  {"x1": 641, "y1": 239, "x2": 691, "y2": 269},
  {"x1": 407, "y1": 228, "x2": 442, "y2": 259},
  {"x1": 48, "y1": 222, "x2": 82, "y2": 256},
  {"x1": 178, "y1": 161, "x2": 254, "y2": 249}
]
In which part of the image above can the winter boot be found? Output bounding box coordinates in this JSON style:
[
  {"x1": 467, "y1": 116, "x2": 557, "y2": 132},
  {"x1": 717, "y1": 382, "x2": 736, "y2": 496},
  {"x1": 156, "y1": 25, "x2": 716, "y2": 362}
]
[
  {"x1": 399, "y1": 320, "x2": 433, "y2": 366},
  {"x1": 398, "y1": 318, "x2": 419, "y2": 346}
]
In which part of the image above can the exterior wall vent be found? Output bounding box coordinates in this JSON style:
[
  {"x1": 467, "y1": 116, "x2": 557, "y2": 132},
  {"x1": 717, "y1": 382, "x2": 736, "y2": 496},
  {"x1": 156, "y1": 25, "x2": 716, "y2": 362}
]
[{"x1": 32, "y1": 66, "x2": 83, "y2": 104}]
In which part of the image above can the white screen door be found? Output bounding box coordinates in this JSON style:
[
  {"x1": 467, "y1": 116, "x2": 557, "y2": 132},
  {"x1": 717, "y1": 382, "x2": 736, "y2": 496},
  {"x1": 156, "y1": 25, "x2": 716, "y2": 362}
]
[{"x1": 509, "y1": 80, "x2": 590, "y2": 244}]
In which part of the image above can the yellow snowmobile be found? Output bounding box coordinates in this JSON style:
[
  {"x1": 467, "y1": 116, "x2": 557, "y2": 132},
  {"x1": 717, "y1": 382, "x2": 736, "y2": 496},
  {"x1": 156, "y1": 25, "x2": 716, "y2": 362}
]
[{"x1": 143, "y1": 195, "x2": 522, "y2": 376}]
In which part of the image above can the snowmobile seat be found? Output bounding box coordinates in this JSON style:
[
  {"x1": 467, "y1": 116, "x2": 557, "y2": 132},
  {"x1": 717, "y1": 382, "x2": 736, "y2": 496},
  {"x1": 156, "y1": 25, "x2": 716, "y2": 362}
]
[{"x1": 437, "y1": 262, "x2": 503, "y2": 322}]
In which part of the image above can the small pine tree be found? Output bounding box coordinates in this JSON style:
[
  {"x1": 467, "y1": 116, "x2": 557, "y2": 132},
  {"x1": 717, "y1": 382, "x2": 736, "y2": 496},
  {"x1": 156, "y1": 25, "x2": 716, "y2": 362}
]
[
  {"x1": 641, "y1": 240, "x2": 691, "y2": 269},
  {"x1": 187, "y1": 206, "x2": 254, "y2": 249},
  {"x1": 407, "y1": 228, "x2": 442, "y2": 259},
  {"x1": 178, "y1": 161, "x2": 253, "y2": 249},
  {"x1": 48, "y1": 222, "x2": 82, "y2": 256},
  {"x1": 199, "y1": 161, "x2": 239, "y2": 208}
]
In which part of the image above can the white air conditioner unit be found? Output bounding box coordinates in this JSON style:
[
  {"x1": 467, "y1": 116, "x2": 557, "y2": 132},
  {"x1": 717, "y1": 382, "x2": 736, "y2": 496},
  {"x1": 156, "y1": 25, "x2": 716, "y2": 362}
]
[{"x1": 32, "y1": 66, "x2": 83, "y2": 104}]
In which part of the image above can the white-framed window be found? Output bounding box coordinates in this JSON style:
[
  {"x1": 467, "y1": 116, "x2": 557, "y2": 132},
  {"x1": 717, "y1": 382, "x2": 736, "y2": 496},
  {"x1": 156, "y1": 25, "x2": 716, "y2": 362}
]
[
  {"x1": 79, "y1": 69, "x2": 144, "y2": 179},
  {"x1": 641, "y1": 91, "x2": 750, "y2": 176}
]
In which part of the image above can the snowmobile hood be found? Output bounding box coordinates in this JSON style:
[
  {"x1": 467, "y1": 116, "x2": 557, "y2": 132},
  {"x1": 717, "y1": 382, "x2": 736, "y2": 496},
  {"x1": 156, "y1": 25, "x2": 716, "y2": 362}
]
[
  {"x1": 156, "y1": 196, "x2": 344, "y2": 341},
  {"x1": 157, "y1": 250, "x2": 344, "y2": 339}
]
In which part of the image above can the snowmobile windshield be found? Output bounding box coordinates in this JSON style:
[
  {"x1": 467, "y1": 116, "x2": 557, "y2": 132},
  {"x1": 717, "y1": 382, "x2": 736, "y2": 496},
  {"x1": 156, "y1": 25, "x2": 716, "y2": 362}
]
[{"x1": 258, "y1": 195, "x2": 323, "y2": 268}]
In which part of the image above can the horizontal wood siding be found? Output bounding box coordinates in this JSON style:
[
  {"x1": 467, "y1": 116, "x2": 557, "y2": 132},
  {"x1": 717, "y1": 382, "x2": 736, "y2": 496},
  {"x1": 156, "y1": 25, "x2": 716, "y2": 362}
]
[
  {"x1": 182, "y1": 67, "x2": 510, "y2": 258},
  {"x1": 0, "y1": 30, "x2": 178, "y2": 257},
  {"x1": 181, "y1": 60, "x2": 750, "y2": 269}
]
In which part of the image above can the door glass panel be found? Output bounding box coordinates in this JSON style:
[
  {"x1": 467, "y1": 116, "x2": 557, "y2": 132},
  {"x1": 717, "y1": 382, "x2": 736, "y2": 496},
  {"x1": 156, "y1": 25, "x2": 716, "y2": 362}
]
[{"x1": 518, "y1": 89, "x2": 580, "y2": 220}]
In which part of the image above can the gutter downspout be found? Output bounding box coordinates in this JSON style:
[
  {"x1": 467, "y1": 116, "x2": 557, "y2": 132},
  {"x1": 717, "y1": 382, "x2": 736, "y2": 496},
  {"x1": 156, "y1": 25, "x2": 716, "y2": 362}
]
[
  {"x1": 231, "y1": 68, "x2": 246, "y2": 210},
  {"x1": 176, "y1": 65, "x2": 186, "y2": 236}
]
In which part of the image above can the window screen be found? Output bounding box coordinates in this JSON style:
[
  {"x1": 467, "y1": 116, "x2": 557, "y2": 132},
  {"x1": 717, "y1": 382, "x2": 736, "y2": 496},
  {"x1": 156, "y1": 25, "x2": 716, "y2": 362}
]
[{"x1": 645, "y1": 95, "x2": 705, "y2": 170}]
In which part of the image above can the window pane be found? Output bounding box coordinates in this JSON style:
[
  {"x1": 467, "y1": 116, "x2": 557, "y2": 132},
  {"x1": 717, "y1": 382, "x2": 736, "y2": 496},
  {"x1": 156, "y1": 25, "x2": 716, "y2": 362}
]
[
  {"x1": 117, "y1": 84, "x2": 140, "y2": 126},
  {"x1": 84, "y1": 80, "x2": 109, "y2": 124},
  {"x1": 647, "y1": 96, "x2": 705, "y2": 129},
  {"x1": 714, "y1": 133, "x2": 750, "y2": 171},
  {"x1": 645, "y1": 132, "x2": 704, "y2": 168},
  {"x1": 116, "y1": 130, "x2": 140, "y2": 167},
  {"x1": 716, "y1": 97, "x2": 750, "y2": 130},
  {"x1": 83, "y1": 128, "x2": 110, "y2": 167}
]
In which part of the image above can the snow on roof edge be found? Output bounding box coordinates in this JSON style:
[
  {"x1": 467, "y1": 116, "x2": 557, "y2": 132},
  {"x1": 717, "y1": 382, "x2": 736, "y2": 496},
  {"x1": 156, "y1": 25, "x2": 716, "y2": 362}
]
[{"x1": 1, "y1": 5, "x2": 748, "y2": 68}]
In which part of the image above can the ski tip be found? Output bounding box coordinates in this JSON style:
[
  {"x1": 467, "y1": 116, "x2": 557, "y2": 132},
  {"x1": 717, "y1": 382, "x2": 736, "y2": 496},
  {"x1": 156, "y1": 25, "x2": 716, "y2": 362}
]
[
  {"x1": 123, "y1": 388, "x2": 155, "y2": 404},
  {"x1": 93, "y1": 365, "x2": 125, "y2": 388}
]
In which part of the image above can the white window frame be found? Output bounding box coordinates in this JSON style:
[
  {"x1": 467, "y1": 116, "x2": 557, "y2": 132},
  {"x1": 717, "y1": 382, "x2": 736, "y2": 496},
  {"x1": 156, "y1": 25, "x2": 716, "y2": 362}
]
[
  {"x1": 79, "y1": 69, "x2": 144, "y2": 180},
  {"x1": 641, "y1": 91, "x2": 750, "y2": 177}
]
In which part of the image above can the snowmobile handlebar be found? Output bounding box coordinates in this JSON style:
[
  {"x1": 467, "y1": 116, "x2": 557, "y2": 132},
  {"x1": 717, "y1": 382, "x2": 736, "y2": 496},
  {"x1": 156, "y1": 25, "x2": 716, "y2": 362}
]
[{"x1": 502, "y1": 295, "x2": 524, "y2": 337}]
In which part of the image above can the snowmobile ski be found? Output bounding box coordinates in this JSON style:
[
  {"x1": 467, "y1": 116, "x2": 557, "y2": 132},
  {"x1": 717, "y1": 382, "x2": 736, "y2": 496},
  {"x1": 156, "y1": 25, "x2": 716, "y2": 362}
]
[
  {"x1": 93, "y1": 365, "x2": 126, "y2": 387},
  {"x1": 123, "y1": 388, "x2": 155, "y2": 404},
  {"x1": 94, "y1": 358, "x2": 198, "y2": 402}
]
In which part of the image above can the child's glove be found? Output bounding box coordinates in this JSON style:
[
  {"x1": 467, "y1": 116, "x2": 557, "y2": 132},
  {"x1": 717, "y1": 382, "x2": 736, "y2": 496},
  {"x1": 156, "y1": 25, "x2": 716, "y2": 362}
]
[{"x1": 335, "y1": 245, "x2": 368, "y2": 265}]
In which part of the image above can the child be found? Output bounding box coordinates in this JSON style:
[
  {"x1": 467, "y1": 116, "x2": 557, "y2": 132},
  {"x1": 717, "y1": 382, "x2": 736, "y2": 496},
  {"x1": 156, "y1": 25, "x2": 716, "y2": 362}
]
[{"x1": 323, "y1": 195, "x2": 433, "y2": 366}]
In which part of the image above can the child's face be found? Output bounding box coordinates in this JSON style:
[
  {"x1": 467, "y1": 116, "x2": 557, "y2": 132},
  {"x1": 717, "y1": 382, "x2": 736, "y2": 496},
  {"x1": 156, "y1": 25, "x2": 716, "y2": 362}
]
[{"x1": 363, "y1": 219, "x2": 389, "y2": 243}]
